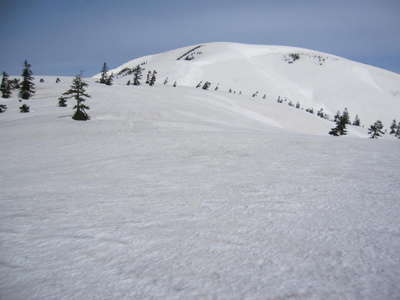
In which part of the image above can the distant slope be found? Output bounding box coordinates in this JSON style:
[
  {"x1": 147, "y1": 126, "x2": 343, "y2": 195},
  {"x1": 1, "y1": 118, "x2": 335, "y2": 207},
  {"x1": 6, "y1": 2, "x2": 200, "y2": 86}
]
[{"x1": 101, "y1": 42, "x2": 400, "y2": 126}]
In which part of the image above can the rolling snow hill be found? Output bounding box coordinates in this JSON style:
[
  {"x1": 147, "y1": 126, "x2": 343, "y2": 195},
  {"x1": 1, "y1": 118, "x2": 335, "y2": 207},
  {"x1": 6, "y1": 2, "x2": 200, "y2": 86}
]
[
  {"x1": 103, "y1": 42, "x2": 400, "y2": 126},
  {"x1": 0, "y1": 51, "x2": 399, "y2": 299}
]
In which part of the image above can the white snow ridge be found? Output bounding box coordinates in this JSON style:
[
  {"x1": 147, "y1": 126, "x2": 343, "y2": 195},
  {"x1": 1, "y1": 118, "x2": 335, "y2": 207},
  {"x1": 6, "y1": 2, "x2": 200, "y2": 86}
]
[{"x1": 1, "y1": 42, "x2": 400, "y2": 299}]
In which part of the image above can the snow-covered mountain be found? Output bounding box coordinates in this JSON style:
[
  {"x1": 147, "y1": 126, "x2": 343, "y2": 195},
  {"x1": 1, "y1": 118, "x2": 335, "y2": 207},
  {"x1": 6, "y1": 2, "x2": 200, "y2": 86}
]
[{"x1": 103, "y1": 42, "x2": 400, "y2": 126}]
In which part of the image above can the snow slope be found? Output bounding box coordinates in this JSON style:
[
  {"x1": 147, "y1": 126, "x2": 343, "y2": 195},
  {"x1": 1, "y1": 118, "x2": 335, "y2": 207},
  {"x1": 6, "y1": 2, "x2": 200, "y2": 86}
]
[
  {"x1": 104, "y1": 42, "x2": 400, "y2": 126},
  {"x1": 1, "y1": 77, "x2": 400, "y2": 299}
]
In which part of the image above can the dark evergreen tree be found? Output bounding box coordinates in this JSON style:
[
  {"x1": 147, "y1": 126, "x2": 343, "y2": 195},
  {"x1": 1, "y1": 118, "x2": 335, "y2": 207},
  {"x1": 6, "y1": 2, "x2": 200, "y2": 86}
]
[
  {"x1": 295, "y1": 102, "x2": 300, "y2": 109},
  {"x1": 1, "y1": 72, "x2": 12, "y2": 98},
  {"x1": 19, "y1": 60, "x2": 35, "y2": 99},
  {"x1": 368, "y1": 120, "x2": 384, "y2": 139},
  {"x1": 19, "y1": 104, "x2": 30, "y2": 113},
  {"x1": 105, "y1": 73, "x2": 113, "y2": 86},
  {"x1": 149, "y1": 71, "x2": 157, "y2": 86},
  {"x1": 132, "y1": 65, "x2": 143, "y2": 86},
  {"x1": 329, "y1": 115, "x2": 347, "y2": 136},
  {"x1": 163, "y1": 77, "x2": 168, "y2": 85},
  {"x1": 39, "y1": 78, "x2": 44, "y2": 83},
  {"x1": 146, "y1": 71, "x2": 151, "y2": 84},
  {"x1": 0, "y1": 104, "x2": 7, "y2": 113},
  {"x1": 395, "y1": 123, "x2": 400, "y2": 138},
  {"x1": 317, "y1": 108, "x2": 325, "y2": 118},
  {"x1": 126, "y1": 80, "x2": 131, "y2": 86},
  {"x1": 58, "y1": 96, "x2": 67, "y2": 107},
  {"x1": 262, "y1": 94, "x2": 266, "y2": 100},
  {"x1": 288, "y1": 101, "x2": 294, "y2": 107},
  {"x1": 56, "y1": 78, "x2": 61, "y2": 83},
  {"x1": 342, "y1": 107, "x2": 350, "y2": 124},
  {"x1": 306, "y1": 107, "x2": 314, "y2": 114},
  {"x1": 228, "y1": 88, "x2": 232, "y2": 93},
  {"x1": 10, "y1": 78, "x2": 20, "y2": 89},
  {"x1": 62, "y1": 74, "x2": 90, "y2": 120},
  {"x1": 173, "y1": 81, "x2": 177, "y2": 87},
  {"x1": 389, "y1": 119, "x2": 397, "y2": 134},
  {"x1": 99, "y1": 62, "x2": 109, "y2": 84},
  {"x1": 334, "y1": 111, "x2": 341, "y2": 123},
  {"x1": 196, "y1": 81, "x2": 203, "y2": 88},
  {"x1": 353, "y1": 115, "x2": 361, "y2": 126},
  {"x1": 202, "y1": 81, "x2": 211, "y2": 90},
  {"x1": 214, "y1": 85, "x2": 219, "y2": 91}
]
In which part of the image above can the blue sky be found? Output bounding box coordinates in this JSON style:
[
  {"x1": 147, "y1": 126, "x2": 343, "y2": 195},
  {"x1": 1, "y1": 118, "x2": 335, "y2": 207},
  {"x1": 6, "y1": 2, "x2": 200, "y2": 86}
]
[{"x1": 1, "y1": 0, "x2": 399, "y2": 76}]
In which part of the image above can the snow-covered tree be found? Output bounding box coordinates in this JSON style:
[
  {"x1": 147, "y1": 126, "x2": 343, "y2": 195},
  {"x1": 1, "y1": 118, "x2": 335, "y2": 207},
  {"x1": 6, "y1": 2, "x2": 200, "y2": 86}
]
[
  {"x1": 202, "y1": 81, "x2": 211, "y2": 90},
  {"x1": 58, "y1": 96, "x2": 67, "y2": 107},
  {"x1": 149, "y1": 71, "x2": 157, "y2": 86},
  {"x1": 368, "y1": 120, "x2": 384, "y2": 139},
  {"x1": 145, "y1": 71, "x2": 151, "y2": 85},
  {"x1": 99, "y1": 62, "x2": 109, "y2": 84},
  {"x1": 105, "y1": 73, "x2": 113, "y2": 86},
  {"x1": 342, "y1": 108, "x2": 350, "y2": 124},
  {"x1": 132, "y1": 65, "x2": 144, "y2": 86},
  {"x1": 163, "y1": 77, "x2": 168, "y2": 85},
  {"x1": 334, "y1": 111, "x2": 341, "y2": 123},
  {"x1": 56, "y1": 78, "x2": 61, "y2": 83},
  {"x1": 19, "y1": 60, "x2": 35, "y2": 100},
  {"x1": 295, "y1": 102, "x2": 300, "y2": 109},
  {"x1": 389, "y1": 120, "x2": 397, "y2": 134},
  {"x1": 353, "y1": 115, "x2": 361, "y2": 126},
  {"x1": 1, "y1": 72, "x2": 12, "y2": 98},
  {"x1": 62, "y1": 74, "x2": 90, "y2": 121},
  {"x1": 395, "y1": 124, "x2": 400, "y2": 138},
  {"x1": 329, "y1": 114, "x2": 347, "y2": 136},
  {"x1": 19, "y1": 104, "x2": 30, "y2": 113},
  {"x1": 214, "y1": 85, "x2": 219, "y2": 91},
  {"x1": 173, "y1": 81, "x2": 177, "y2": 87},
  {"x1": 196, "y1": 81, "x2": 203, "y2": 88},
  {"x1": 0, "y1": 104, "x2": 7, "y2": 113}
]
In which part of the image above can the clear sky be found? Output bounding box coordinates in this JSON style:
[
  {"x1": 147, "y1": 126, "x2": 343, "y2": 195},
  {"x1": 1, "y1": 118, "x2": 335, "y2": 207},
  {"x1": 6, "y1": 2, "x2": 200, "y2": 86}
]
[{"x1": 1, "y1": 0, "x2": 399, "y2": 76}]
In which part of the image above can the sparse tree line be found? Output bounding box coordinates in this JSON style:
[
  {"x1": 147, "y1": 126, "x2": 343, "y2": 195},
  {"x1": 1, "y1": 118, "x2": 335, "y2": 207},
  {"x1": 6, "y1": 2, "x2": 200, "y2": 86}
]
[{"x1": 1, "y1": 61, "x2": 400, "y2": 136}]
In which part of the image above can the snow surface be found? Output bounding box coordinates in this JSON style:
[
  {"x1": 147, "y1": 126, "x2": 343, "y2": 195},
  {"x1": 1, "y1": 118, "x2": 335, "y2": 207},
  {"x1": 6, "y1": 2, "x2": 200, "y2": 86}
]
[
  {"x1": 104, "y1": 42, "x2": 400, "y2": 127},
  {"x1": 1, "y1": 75, "x2": 400, "y2": 299}
]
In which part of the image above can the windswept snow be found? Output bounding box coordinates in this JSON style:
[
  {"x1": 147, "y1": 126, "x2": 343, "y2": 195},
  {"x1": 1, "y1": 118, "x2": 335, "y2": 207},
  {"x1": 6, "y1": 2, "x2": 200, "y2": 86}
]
[{"x1": 1, "y1": 76, "x2": 400, "y2": 299}]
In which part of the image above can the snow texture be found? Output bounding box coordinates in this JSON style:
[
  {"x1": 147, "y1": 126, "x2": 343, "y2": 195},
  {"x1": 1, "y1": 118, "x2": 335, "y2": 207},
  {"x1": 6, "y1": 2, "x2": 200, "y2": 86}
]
[{"x1": 1, "y1": 60, "x2": 400, "y2": 299}]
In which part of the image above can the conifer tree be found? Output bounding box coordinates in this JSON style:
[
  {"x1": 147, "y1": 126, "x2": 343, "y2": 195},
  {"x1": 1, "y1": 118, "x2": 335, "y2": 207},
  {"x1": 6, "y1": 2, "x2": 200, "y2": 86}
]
[
  {"x1": 163, "y1": 77, "x2": 168, "y2": 85},
  {"x1": 389, "y1": 119, "x2": 397, "y2": 134},
  {"x1": 329, "y1": 114, "x2": 347, "y2": 136},
  {"x1": 1, "y1": 72, "x2": 12, "y2": 98},
  {"x1": 149, "y1": 71, "x2": 157, "y2": 86},
  {"x1": 99, "y1": 62, "x2": 109, "y2": 84},
  {"x1": 202, "y1": 81, "x2": 211, "y2": 90},
  {"x1": 19, "y1": 60, "x2": 35, "y2": 99},
  {"x1": 214, "y1": 85, "x2": 219, "y2": 91},
  {"x1": 173, "y1": 81, "x2": 177, "y2": 87},
  {"x1": 56, "y1": 78, "x2": 61, "y2": 83},
  {"x1": 19, "y1": 104, "x2": 30, "y2": 113},
  {"x1": 62, "y1": 74, "x2": 90, "y2": 120},
  {"x1": 262, "y1": 94, "x2": 267, "y2": 100},
  {"x1": 146, "y1": 71, "x2": 151, "y2": 84},
  {"x1": 368, "y1": 120, "x2": 384, "y2": 139},
  {"x1": 196, "y1": 81, "x2": 203, "y2": 88},
  {"x1": 342, "y1": 107, "x2": 350, "y2": 124},
  {"x1": 58, "y1": 96, "x2": 67, "y2": 107},
  {"x1": 0, "y1": 104, "x2": 7, "y2": 113},
  {"x1": 105, "y1": 73, "x2": 114, "y2": 86},
  {"x1": 127, "y1": 80, "x2": 131, "y2": 85},
  {"x1": 132, "y1": 65, "x2": 143, "y2": 86},
  {"x1": 395, "y1": 124, "x2": 400, "y2": 138},
  {"x1": 334, "y1": 111, "x2": 341, "y2": 123},
  {"x1": 353, "y1": 115, "x2": 361, "y2": 126},
  {"x1": 295, "y1": 102, "x2": 300, "y2": 109}
]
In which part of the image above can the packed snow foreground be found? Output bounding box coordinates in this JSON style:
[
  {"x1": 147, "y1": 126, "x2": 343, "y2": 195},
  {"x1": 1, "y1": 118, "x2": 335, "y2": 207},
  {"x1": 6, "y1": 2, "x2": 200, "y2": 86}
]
[{"x1": 1, "y1": 43, "x2": 400, "y2": 299}]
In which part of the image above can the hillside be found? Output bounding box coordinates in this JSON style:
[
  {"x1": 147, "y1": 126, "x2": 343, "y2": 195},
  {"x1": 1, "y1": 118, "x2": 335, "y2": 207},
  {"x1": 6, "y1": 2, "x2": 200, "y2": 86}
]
[
  {"x1": 1, "y1": 76, "x2": 400, "y2": 299},
  {"x1": 103, "y1": 42, "x2": 400, "y2": 127}
]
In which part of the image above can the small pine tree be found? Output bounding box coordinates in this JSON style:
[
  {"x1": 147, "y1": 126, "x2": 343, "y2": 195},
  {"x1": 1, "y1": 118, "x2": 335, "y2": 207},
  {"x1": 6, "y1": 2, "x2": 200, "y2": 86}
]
[
  {"x1": 19, "y1": 104, "x2": 30, "y2": 113},
  {"x1": 262, "y1": 94, "x2": 266, "y2": 100},
  {"x1": 295, "y1": 102, "x2": 300, "y2": 109},
  {"x1": 132, "y1": 65, "x2": 143, "y2": 86},
  {"x1": 1, "y1": 72, "x2": 12, "y2": 98},
  {"x1": 395, "y1": 124, "x2": 400, "y2": 138},
  {"x1": 288, "y1": 101, "x2": 294, "y2": 107},
  {"x1": 56, "y1": 78, "x2": 61, "y2": 83},
  {"x1": 353, "y1": 115, "x2": 361, "y2": 126},
  {"x1": 329, "y1": 115, "x2": 347, "y2": 136},
  {"x1": 173, "y1": 81, "x2": 177, "y2": 87},
  {"x1": 146, "y1": 71, "x2": 151, "y2": 84},
  {"x1": 228, "y1": 88, "x2": 232, "y2": 93},
  {"x1": 149, "y1": 71, "x2": 157, "y2": 86},
  {"x1": 39, "y1": 78, "x2": 44, "y2": 83},
  {"x1": 342, "y1": 107, "x2": 350, "y2": 124},
  {"x1": 196, "y1": 81, "x2": 203, "y2": 88},
  {"x1": 126, "y1": 80, "x2": 131, "y2": 86},
  {"x1": 62, "y1": 74, "x2": 90, "y2": 121},
  {"x1": 105, "y1": 73, "x2": 113, "y2": 86},
  {"x1": 19, "y1": 60, "x2": 35, "y2": 100},
  {"x1": 389, "y1": 119, "x2": 397, "y2": 134},
  {"x1": 368, "y1": 120, "x2": 384, "y2": 139},
  {"x1": 334, "y1": 111, "x2": 341, "y2": 123},
  {"x1": 99, "y1": 62, "x2": 109, "y2": 84},
  {"x1": 202, "y1": 81, "x2": 211, "y2": 90},
  {"x1": 58, "y1": 96, "x2": 67, "y2": 107},
  {"x1": 214, "y1": 85, "x2": 219, "y2": 91},
  {"x1": 0, "y1": 104, "x2": 7, "y2": 113},
  {"x1": 163, "y1": 77, "x2": 168, "y2": 85}
]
